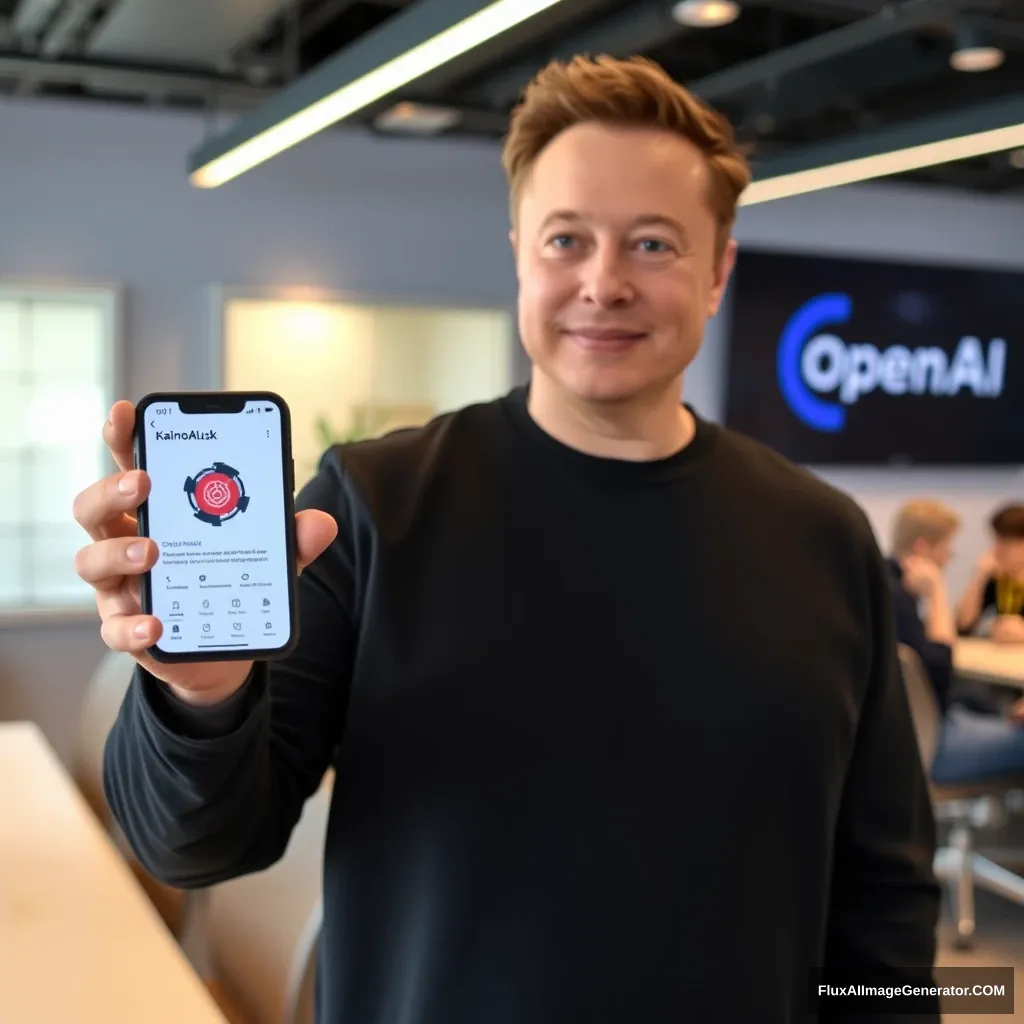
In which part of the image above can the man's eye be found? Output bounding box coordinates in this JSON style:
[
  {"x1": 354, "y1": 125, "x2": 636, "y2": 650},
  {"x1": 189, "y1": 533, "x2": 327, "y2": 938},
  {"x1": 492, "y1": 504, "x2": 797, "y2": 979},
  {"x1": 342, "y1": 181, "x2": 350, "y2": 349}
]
[
  {"x1": 548, "y1": 235, "x2": 576, "y2": 249},
  {"x1": 638, "y1": 239, "x2": 671, "y2": 253}
]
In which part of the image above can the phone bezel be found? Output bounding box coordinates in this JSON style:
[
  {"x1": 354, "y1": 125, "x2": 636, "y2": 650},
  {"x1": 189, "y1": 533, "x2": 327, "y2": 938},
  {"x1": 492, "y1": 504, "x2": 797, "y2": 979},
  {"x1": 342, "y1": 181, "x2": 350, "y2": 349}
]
[{"x1": 133, "y1": 390, "x2": 300, "y2": 663}]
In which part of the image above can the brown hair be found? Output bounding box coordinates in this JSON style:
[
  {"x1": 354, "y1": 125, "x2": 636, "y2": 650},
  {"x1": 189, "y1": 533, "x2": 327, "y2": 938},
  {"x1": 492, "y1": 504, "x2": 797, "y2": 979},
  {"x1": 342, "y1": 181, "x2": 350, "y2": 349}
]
[
  {"x1": 501, "y1": 55, "x2": 751, "y2": 257},
  {"x1": 991, "y1": 503, "x2": 1024, "y2": 540},
  {"x1": 891, "y1": 499, "x2": 960, "y2": 558}
]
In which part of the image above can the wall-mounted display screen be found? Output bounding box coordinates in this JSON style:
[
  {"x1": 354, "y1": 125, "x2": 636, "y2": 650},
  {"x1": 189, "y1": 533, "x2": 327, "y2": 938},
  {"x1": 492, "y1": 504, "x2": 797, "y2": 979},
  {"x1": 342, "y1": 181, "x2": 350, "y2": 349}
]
[{"x1": 723, "y1": 249, "x2": 1022, "y2": 465}]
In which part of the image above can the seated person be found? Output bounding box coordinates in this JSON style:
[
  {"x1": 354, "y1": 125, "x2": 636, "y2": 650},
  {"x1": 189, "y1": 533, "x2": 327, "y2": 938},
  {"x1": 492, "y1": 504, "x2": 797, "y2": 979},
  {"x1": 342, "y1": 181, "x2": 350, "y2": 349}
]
[
  {"x1": 887, "y1": 499, "x2": 1024, "y2": 784},
  {"x1": 957, "y1": 503, "x2": 1024, "y2": 644}
]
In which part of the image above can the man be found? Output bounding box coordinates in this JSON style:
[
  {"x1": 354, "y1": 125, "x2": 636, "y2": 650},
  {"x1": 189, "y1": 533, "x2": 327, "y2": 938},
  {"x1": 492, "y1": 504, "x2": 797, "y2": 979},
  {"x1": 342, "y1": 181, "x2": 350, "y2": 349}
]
[
  {"x1": 958, "y1": 503, "x2": 1024, "y2": 644},
  {"x1": 886, "y1": 499, "x2": 960, "y2": 711},
  {"x1": 73, "y1": 56, "x2": 939, "y2": 1022},
  {"x1": 887, "y1": 499, "x2": 1024, "y2": 783}
]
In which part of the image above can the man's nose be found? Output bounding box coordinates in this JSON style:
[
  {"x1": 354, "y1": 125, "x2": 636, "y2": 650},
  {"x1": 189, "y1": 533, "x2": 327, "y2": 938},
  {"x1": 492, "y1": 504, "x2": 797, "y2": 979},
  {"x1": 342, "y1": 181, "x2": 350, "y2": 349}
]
[{"x1": 579, "y1": 249, "x2": 635, "y2": 307}]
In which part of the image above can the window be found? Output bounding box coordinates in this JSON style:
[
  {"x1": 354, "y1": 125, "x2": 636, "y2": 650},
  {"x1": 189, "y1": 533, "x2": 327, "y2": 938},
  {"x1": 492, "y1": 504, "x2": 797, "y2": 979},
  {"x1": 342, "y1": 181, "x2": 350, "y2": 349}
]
[
  {"x1": 220, "y1": 294, "x2": 513, "y2": 488},
  {"x1": 0, "y1": 284, "x2": 119, "y2": 611}
]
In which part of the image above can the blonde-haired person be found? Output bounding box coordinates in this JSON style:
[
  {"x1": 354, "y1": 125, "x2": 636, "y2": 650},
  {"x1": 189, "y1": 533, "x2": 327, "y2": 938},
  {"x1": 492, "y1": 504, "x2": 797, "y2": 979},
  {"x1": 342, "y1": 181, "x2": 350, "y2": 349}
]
[
  {"x1": 887, "y1": 500, "x2": 1024, "y2": 784},
  {"x1": 887, "y1": 499, "x2": 960, "y2": 705},
  {"x1": 77, "y1": 57, "x2": 938, "y2": 1022}
]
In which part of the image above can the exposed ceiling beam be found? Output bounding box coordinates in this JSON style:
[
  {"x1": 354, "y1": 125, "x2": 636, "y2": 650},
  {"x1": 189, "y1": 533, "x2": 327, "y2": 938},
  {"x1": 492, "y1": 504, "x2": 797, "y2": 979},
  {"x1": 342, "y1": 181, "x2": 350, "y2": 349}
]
[
  {"x1": 468, "y1": 0, "x2": 688, "y2": 109},
  {"x1": 39, "y1": 0, "x2": 104, "y2": 57},
  {"x1": 11, "y1": 0, "x2": 63, "y2": 39},
  {"x1": 743, "y1": 33, "x2": 953, "y2": 137},
  {"x1": 0, "y1": 51, "x2": 268, "y2": 102},
  {"x1": 765, "y1": 0, "x2": 1000, "y2": 12},
  {"x1": 237, "y1": 0, "x2": 413, "y2": 55},
  {"x1": 963, "y1": 13, "x2": 1024, "y2": 50},
  {"x1": 687, "y1": 0, "x2": 958, "y2": 102},
  {"x1": 230, "y1": 0, "x2": 343, "y2": 67}
]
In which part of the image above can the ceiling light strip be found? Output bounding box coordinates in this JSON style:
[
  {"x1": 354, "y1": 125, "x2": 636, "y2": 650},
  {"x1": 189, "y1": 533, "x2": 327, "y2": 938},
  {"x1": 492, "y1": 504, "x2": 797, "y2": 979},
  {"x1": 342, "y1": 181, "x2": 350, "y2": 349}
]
[
  {"x1": 190, "y1": 0, "x2": 569, "y2": 188},
  {"x1": 742, "y1": 98, "x2": 1024, "y2": 205}
]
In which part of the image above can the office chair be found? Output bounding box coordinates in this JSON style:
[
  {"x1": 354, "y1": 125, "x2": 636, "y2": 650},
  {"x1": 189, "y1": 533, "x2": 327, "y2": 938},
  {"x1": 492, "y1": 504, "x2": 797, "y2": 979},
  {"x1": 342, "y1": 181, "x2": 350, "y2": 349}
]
[{"x1": 898, "y1": 644, "x2": 1024, "y2": 949}]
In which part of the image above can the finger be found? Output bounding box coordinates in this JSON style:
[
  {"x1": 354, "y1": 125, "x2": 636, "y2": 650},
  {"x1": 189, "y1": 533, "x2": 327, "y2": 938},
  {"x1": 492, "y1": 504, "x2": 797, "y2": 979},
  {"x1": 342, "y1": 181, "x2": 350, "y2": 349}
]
[
  {"x1": 72, "y1": 469, "x2": 151, "y2": 542},
  {"x1": 295, "y1": 510, "x2": 339, "y2": 574},
  {"x1": 75, "y1": 536, "x2": 158, "y2": 589},
  {"x1": 102, "y1": 401, "x2": 137, "y2": 474},
  {"x1": 100, "y1": 613, "x2": 163, "y2": 654},
  {"x1": 96, "y1": 578, "x2": 142, "y2": 623}
]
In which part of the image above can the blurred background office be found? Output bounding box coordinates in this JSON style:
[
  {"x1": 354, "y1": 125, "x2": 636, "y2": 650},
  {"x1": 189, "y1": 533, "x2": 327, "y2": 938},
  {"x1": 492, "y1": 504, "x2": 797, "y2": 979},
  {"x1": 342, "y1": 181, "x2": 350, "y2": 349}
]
[{"x1": 2, "y1": 0, "x2": 1024, "y2": 1021}]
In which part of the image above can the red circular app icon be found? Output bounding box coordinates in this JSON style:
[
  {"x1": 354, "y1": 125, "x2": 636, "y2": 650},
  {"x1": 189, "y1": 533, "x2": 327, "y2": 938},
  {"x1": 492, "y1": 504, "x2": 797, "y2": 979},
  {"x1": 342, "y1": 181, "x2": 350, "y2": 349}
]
[
  {"x1": 185, "y1": 463, "x2": 250, "y2": 526},
  {"x1": 195, "y1": 472, "x2": 240, "y2": 516}
]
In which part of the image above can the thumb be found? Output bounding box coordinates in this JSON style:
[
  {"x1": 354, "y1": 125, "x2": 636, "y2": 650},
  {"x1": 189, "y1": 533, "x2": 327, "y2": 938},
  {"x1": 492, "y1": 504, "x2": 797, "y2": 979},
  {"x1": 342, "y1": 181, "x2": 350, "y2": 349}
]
[{"x1": 295, "y1": 509, "x2": 339, "y2": 573}]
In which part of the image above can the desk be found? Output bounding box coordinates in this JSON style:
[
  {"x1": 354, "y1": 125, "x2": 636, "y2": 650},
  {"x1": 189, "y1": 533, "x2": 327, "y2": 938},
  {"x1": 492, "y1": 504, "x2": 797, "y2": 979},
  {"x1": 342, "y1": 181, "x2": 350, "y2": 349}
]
[
  {"x1": 954, "y1": 638, "x2": 1024, "y2": 688},
  {"x1": 0, "y1": 722, "x2": 225, "y2": 1024}
]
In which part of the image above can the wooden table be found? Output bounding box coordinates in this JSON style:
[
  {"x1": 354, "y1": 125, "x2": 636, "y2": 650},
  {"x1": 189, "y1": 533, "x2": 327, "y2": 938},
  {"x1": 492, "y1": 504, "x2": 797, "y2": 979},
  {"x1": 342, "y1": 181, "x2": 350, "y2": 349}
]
[
  {"x1": 954, "y1": 637, "x2": 1024, "y2": 688},
  {"x1": 0, "y1": 721, "x2": 225, "y2": 1023}
]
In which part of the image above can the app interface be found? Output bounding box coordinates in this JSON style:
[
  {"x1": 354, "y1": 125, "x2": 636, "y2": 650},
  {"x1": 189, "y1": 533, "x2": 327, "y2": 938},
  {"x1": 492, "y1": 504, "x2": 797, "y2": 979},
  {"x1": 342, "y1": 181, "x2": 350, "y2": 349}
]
[{"x1": 142, "y1": 400, "x2": 291, "y2": 654}]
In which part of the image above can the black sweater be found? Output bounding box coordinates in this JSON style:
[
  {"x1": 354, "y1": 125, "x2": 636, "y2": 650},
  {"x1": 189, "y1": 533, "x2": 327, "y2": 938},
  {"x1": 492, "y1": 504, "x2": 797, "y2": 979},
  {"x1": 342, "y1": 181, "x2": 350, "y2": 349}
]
[
  {"x1": 885, "y1": 559, "x2": 955, "y2": 715},
  {"x1": 105, "y1": 386, "x2": 940, "y2": 1022}
]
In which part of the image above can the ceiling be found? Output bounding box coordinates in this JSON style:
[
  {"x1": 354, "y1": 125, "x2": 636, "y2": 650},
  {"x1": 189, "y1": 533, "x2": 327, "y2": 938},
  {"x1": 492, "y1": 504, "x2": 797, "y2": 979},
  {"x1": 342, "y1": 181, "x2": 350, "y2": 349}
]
[{"x1": 2, "y1": 0, "x2": 1024, "y2": 195}]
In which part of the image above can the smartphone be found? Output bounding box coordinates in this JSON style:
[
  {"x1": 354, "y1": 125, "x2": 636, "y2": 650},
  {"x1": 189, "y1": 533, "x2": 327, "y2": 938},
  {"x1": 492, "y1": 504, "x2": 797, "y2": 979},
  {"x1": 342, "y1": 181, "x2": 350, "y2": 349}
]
[{"x1": 132, "y1": 391, "x2": 298, "y2": 663}]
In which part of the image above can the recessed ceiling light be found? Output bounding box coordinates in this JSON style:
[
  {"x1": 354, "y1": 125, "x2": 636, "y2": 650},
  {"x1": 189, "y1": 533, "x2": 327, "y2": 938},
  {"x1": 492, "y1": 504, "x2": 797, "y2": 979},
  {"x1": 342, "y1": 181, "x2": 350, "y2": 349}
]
[
  {"x1": 1009, "y1": 148, "x2": 1024, "y2": 170},
  {"x1": 950, "y1": 27, "x2": 1004, "y2": 72},
  {"x1": 373, "y1": 102, "x2": 461, "y2": 135},
  {"x1": 950, "y1": 44, "x2": 1004, "y2": 72},
  {"x1": 671, "y1": 1, "x2": 740, "y2": 29}
]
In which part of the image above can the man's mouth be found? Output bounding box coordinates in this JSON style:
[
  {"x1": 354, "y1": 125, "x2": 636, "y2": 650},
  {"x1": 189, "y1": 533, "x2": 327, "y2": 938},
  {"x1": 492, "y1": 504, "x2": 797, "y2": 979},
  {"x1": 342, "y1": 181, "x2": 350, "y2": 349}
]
[{"x1": 561, "y1": 327, "x2": 647, "y2": 350}]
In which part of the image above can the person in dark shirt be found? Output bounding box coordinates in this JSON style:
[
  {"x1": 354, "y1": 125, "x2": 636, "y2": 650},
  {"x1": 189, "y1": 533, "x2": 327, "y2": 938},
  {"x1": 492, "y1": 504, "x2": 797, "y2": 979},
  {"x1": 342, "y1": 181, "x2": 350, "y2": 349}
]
[
  {"x1": 958, "y1": 503, "x2": 1024, "y2": 644},
  {"x1": 72, "y1": 56, "x2": 939, "y2": 1022},
  {"x1": 886, "y1": 499, "x2": 960, "y2": 713},
  {"x1": 887, "y1": 499, "x2": 1024, "y2": 784}
]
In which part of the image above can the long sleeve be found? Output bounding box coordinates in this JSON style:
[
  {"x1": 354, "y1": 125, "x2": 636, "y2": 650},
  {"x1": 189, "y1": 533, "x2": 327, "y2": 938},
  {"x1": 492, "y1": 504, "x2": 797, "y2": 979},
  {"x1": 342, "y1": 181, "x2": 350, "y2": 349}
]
[
  {"x1": 819, "y1": 535, "x2": 941, "y2": 1021},
  {"x1": 888, "y1": 581, "x2": 954, "y2": 714},
  {"x1": 103, "y1": 450, "x2": 359, "y2": 889}
]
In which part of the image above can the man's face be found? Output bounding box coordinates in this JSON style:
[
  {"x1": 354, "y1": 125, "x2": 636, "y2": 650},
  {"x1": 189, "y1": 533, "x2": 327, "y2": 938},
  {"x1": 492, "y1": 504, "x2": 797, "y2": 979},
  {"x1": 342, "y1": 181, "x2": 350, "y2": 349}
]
[
  {"x1": 911, "y1": 532, "x2": 955, "y2": 570},
  {"x1": 928, "y1": 533, "x2": 955, "y2": 569},
  {"x1": 511, "y1": 123, "x2": 736, "y2": 406},
  {"x1": 995, "y1": 537, "x2": 1024, "y2": 576}
]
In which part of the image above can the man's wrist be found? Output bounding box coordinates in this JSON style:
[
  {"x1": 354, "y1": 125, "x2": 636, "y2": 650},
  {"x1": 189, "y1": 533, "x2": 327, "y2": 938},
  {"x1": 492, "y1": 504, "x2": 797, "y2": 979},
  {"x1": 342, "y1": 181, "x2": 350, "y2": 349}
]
[
  {"x1": 143, "y1": 665, "x2": 263, "y2": 741},
  {"x1": 165, "y1": 665, "x2": 254, "y2": 710}
]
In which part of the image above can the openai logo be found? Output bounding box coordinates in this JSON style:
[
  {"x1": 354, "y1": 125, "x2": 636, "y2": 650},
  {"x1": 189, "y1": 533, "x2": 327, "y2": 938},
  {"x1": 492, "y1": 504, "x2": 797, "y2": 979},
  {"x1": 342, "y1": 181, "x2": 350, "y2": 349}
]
[
  {"x1": 185, "y1": 462, "x2": 250, "y2": 526},
  {"x1": 776, "y1": 293, "x2": 1007, "y2": 433}
]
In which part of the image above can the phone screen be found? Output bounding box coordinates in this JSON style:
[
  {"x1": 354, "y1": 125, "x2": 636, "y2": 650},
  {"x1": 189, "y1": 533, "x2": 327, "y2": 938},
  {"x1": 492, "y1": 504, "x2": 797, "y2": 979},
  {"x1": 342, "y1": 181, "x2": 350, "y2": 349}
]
[{"x1": 140, "y1": 398, "x2": 293, "y2": 656}]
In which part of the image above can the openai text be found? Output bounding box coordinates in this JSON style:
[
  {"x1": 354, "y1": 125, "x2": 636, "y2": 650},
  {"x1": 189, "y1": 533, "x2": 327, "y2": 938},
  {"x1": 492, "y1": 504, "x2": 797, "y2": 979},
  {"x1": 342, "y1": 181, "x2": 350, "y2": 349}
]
[{"x1": 801, "y1": 334, "x2": 1005, "y2": 405}]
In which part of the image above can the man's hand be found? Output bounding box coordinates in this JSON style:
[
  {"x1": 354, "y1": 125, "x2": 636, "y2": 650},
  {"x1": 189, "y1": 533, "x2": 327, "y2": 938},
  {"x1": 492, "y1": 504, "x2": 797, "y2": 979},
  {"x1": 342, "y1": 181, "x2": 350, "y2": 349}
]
[
  {"x1": 976, "y1": 549, "x2": 1001, "y2": 579},
  {"x1": 901, "y1": 555, "x2": 943, "y2": 599},
  {"x1": 991, "y1": 615, "x2": 1024, "y2": 645},
  {"x1": 72, "y1": 400, "x2": 338, "y2": 707}
]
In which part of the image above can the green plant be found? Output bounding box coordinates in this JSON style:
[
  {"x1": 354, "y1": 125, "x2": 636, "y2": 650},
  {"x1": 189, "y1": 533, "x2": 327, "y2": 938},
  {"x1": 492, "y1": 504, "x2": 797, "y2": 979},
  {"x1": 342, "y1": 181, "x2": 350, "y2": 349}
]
[{"x1": 315, "y1": 413, "x2": 364, "y2": 448}]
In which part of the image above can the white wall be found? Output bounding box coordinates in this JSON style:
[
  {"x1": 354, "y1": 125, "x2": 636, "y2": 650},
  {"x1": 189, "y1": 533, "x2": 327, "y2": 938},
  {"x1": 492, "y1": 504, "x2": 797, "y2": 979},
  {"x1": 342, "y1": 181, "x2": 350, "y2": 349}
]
[
  {"x1": 686, "y1": 184, "x2": 1024, "y2": 600},
  {"x1": 1, "y1": 94, "x2": 1023, "y2": 760}
]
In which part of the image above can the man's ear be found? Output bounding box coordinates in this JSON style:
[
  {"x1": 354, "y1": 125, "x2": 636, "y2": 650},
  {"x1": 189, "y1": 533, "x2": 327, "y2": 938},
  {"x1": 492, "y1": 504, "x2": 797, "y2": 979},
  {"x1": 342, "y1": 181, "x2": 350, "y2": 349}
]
[{"x1": 707, "y1": 238, "x2": 738, "y2": 318}]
